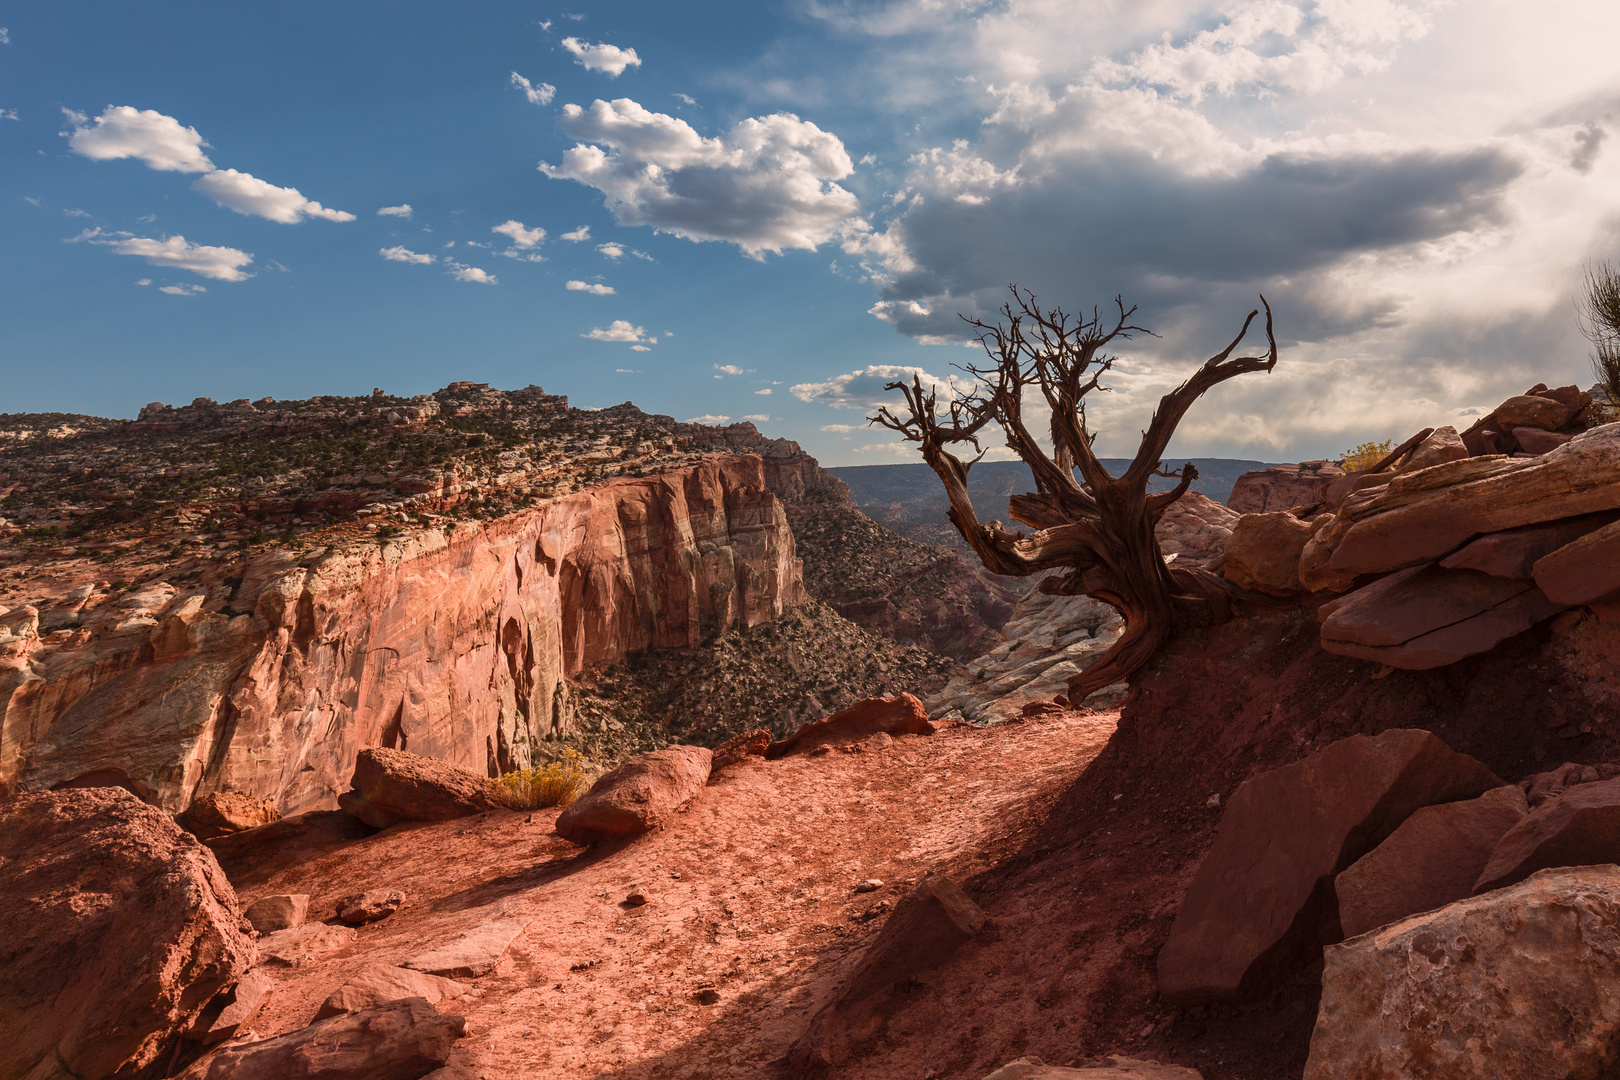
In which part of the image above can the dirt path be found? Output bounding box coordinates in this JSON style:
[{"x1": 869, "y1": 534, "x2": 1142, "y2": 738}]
[{"x1": 224, "y1": 710, "x2": 1120, "y2": 1079}]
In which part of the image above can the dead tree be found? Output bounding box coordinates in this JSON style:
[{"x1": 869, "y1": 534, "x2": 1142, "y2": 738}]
[{"x1": 873, "y1": 285, "x2": 1277, "y2": 702}]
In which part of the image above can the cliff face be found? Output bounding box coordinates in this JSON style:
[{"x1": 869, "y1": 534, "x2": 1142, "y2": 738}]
[{"x1": 0, "y1": 456, "x2": 802, "y2": 814}]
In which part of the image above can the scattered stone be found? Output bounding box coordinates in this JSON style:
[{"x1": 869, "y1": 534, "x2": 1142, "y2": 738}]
[
  {"x1": 553, "y1": 745, "x2": 712, "y2": 845},
  {"x1": 710, "y1": 727, "x2": 771, "y2": 773},
  {"x1": 1222, "y1": 512, "x2": 1314, "y2": 596},
  {"x1": 180, "y1": 791, "x2": 283, "y2": 840},
  {"x1": 766, "y1": 693, "x2": 934, "y2": 758},
  {"x1": 855, "y1": 879, "x2": 884, "y2": 893},
  {"x1": 981, "y1": 1056, "x2": 1204, "y2": 1079},
  {"x1": 863, "y1": 732, "x2": 895, "y2": 750},
  {"x1": 789, "y1": 874, "x2": 986, "y2": 1068},
  {"x1": 1475, "y1": 776, "x2": 1620, "y2": 893},
  {"x1": 189, "y1": 970, "x2": 274, "y2": 1047},
  {"x1": 625, "y1": 888, "x2": 650, "y2": 907},
  {"x1": 339, "y1": 747, "x2": 500, "y2": 830},
  {"x1": 337, "y1": 889, "x2": 406, "y2": 925},
  {"x1": 1396, "y1": 426, "x2": 1468, "y2": 474},
  {"x1": 175, "y1": 998, "x2": 465, "y2": 1080},
  {"x1": 1534, "y1": 517, "x2": 1620, "y2": 605},
  {"x1": 1520, "y1": 760, "x2": 1620, "y2": 808},
  {"x1": 1157, "y1": 729, "x2": 1502, "y2": 1004},
  {"x1": 403, "y1": 916, "x2": 532, "y2": 978},
  {"x1": 1335, "y1": 785, "x2": 1527, "y2": 938},
  {"x1": 1494, "y1": 393, "x2": 1573, "y2": 431},
  {"x1": 1305, "y1": 866, "x2": 1620, "y2": 1080},
  {"x1": 0, "y1": 788, "x2": 255, "y2": 1080},
  {"x1": 242, "y1": 893, "x2": 309, "y2": 934},
  {"x1": 257, "y1": 923, "x2": 357, "y2": 967},
  {"x1": 315, "y1": 963, "x2": 471, "y2": 1021}
]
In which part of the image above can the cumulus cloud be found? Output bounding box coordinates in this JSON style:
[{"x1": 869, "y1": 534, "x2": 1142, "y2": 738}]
[
  {"x1": 597, "y1": 242, "x2": 624, "y2": 258},
  {"x1": 66, "y1": 105, "x2": 213, "y2": 172},
  {"x1": 158, "y1": 283, "x2": 207, "y2": 296},
  {"x1": 450, "y1": 264, "x2": 497, "y2": 284},
  {"x1": 791, "y1": 364, "x2": 970, "y2": 409},
  {"x1": 561, "y1": 225, "x2": 591, "y2": 241},
  {"x1": 192, "y1": 168, "x2": 356, "y2": 223},
  {"x1": 583, "y1": 319, "x2": 648, "y2": 342},
  {"x1": 493, "y1": 219, "x2": 545, "y2": 248},
  {"x1": 755, "y1": 388, "x2": 773, "y2": 395},
  {"x1": 540, "y1": 98, "x2": 862, "y2": 256},
  {"x1": 714, "y1": 364, "x2": 752, "y2": 375},
  {"x1": 70, "y1": 228, "x2": 254, "y2": 281},
  {"x1": 380, "y1": 245, "x2": 435, "y2": 264},
  {"x1": 135, "y1": 278, "x2": 151, "y2": 286},
  {"x1": 741, "y1": 414, "x2": 771, "y2": 422},
  {"x1": 561, "y1": 38, "x2": 642, "y2": 77},
  {"x1": 378, "y1": 204, "x2": 413, "y2": 218},
  {"x1": 567, "y1": 279, "x2": 615, "y2": 294},
  {"x1": 687, "y1": 414, "x2": 731, "y2": 425},
  {"x1": 510, "y1": 72, "x2": 556, "y2": 105}
]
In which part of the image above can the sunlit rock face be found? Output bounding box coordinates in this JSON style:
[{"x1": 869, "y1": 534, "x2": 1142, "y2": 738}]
[{"x1": 0, "y1": 455, "x2": 803, "y2": 815}]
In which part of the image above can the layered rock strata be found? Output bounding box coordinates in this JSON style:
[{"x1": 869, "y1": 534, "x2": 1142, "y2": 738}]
[{"x1": 1, "y1": 455, "x2": 803, "y2": 814}]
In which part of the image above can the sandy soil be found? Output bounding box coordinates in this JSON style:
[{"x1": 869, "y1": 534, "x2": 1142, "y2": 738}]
[{"x1": 217, "y1": 710, "x2": 1123, "y2": 1080}]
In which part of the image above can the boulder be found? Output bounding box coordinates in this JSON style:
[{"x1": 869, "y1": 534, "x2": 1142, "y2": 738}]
[
  {"x1": 243, "y1": 893, "x2": 309, "y2": 934},
  {"x1": 789, "y1": 874, "x2": 986, "y2": 1069},
  {"x1": 1520, "y1": 760, "x2": 1620, "y2": 808},
  {"x1": 175, "y1": 998, "x2": 465, "y2": 1080},
  {"x1": 189, "y1": 970, "x2": 274, "y2": 1047},
  {"x1": 1397, "y1": 426, "x2": 1468, "y2": 474},
  {"x1": 710, "y1": 727, "x2": 771, "y2": 773},
  {"x1": 1304, "y1": 866, "x2": 1620, "y2": 1080},
  {"x1": 0, "y1": 788, "x2": 256, "y2": 1080},
  {"x1": 340, "y1": 747, "x2": 499, "y2": 829},
  {"x1": 1155, "y1": 492, "x2": 1239, "y2": 568},
  {"x1": 180, "y1": 791, "x2": 282, "y2": 840},
  {"x1": 337, "y1": 889, "x2": 406, "y2": 925},
  {"x1": 766, "y1": 693, "x2": 934, "y2": 758},
  {"x1": 1512, "y1": 426, "x2": 1570, "y2": 455},
  {"x1": 1438, "y1": 512, "x2": 1617, "y2": 579},
  {"x1": 1475, "y1": 776, "x2": 1620, "y2": 893},
  {"x1": 1228, "y1": 463, "x2": 1344, "y2": 514},
  {"x1": 258, "y1": 923, "x2": 357, "y2": 967},
  {"x1": 1157, "y1": 729, "x2": 1502, "y2": 1004},
  {"x1": 315, "y1": 963, "x2": 471, "y2": 1020},
  {"x1": 982, "y1": 1058, "x2": 1203, "y2": 1079},
  {"x1": 1319, "y1": 564, "x2": 1564, "y2": 670},
  {"x1": 403, "y1": 916, "x2": 532, "y2": 978},
  {"x1": 1534, "y1": 517, "x2": 1620, "y2": 605},
  {"x1": 1334, "y1": 785, "x2": 1527, "y2": 938},
  {"x1": 1327, "y1": 425, "x2": 1620, "y2": 575},
  {"x1": 1494, "y1": 393, "x2": 1573, "y2": 431},
  {"x1": 553, "y1": 745, "x2": 711, "y2": 844},
  {"x1": 1222, "y1": 512, "x2": 1314, "y2": 596}
]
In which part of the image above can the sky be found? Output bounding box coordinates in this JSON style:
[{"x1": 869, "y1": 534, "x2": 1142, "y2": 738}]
[{"x1": 3, "y1": 1, "x2": 1619, "y2": 467}]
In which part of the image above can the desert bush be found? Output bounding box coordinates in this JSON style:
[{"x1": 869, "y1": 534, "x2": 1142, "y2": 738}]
[
  {"x1": 489, "y1": 749, "x2": 594, "y2": 810},
  {"x1": 1340, "y1": 439, "x2": 1394, "y2": 471},
  {"x1": 1578, "y1": 260, "x2": 1620, "y2": 414}
]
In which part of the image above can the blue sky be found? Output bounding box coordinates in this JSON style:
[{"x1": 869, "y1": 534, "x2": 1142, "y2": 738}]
[{"x1": 4, "y1": 1, "x2": 1619, "y2": 466}]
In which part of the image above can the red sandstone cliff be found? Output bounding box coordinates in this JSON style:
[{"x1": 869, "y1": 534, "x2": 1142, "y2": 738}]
[{"x1": 0, "y1": 456, "x2": 802, "y2": 815}]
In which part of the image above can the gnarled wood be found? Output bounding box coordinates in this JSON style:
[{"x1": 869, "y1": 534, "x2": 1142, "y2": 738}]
[{"x1": 874, "y1": 285, "x2": 1278, "y2": 701}]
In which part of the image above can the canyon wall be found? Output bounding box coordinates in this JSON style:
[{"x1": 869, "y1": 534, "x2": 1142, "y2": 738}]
[{"x1": 0, "y1": 455, "x2": 802, "y2": 815}]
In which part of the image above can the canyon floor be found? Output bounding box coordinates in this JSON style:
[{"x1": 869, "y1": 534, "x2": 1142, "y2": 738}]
[{"x1": 213, "y1": 706, "x2": 1252, "y2": 1080}]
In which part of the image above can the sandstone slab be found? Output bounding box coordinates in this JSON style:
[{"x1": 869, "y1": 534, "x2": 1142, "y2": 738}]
[
  {"x1": 1222, "y1": 512, "x2": 1313, "y2": 596},
  {"x1": 1512, "y1": 426, "x2": 1570, "y2": 454},
  {"x1": 1520, "y1": 760, "x2": 1620, "y2": 807},
  {"x1": 1228, "y1": 463, "x2": 1343, "y2": 514},
  {"x1": 1155, "y1": 492, "x2": 1239, "y2": 568},
  {"x1": 1534, "y1": 517, "x2": 1620, "y2": 605},
  {"x1": 190, "y1": 970, "x2": 274, "y2": 1047},
  {"x1": 175, "y1": 997, "x2": 465, "y2": 1080},
  {"x1": 315, "y1": 963, "x2": 471, "y2": 1020},
  {"x1": 403, "y1": 916, "x2": 532, "y2": 978},
  {"x1": 337, "y1": 889, "x2": 406, "y2": 925},
  {"x1": 181, "y1": 790, "x2": 282, "y2": 840},
  {"x1": 342, "y1": 747, "x2": 499, "y2": 829},
  {"x1": 0, "y1": 788, "x2": 255, "y2": 1080},
  {"x1": 1495, "y1": 393, "x2": 1573, "y2": 431},
  {"x1": 766, "y1": 693, "x2": 933, "y2": 758},
  {"x1": 1475, "y1": 776, "x2": 1620, "y2": 893},
  {"x1": 554, "y1": 745, "x2": 711, "y2": 844},
  {"x1": 983, "y1": 1057, "x2": 1204, "y2": 1079},
  {"x1": 710, "y1": 727, "x2": 770, "y2": 773},
  {"x1": 1335, "y1": 784, "x2": 1527, "y2": 938},
  {"x1": 259, "y1": 923, "x2": 357, "y2": 967},
  {"x1": 243, "y1": 893, "x2": 309, "y2": 934},
  {"x1": 1438, "y1": 512, "x2": 1616, "y2": 579},
  {"x1": 1305, "y1": 866, "x2": 1620, "y2": 1080},
  {"x1": 1157, "y1": 729, "x2": 1502, "y2": 1004},
  {"x1": 1397, "y1": 426, "x2": 1467, "y2": 473}
]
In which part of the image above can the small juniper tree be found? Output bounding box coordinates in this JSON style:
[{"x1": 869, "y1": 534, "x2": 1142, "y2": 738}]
[{"x1": 874, "y1": 286, "x2": 1277, "y2": 702}]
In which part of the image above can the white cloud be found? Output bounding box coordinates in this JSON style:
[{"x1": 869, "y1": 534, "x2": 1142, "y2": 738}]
[
  {"x1": 380, "y1": 245, "x2": 435, "y2": 264},
  {"x1": 0, "y1": 109, "x2": 18, "y2": 122},
  {"x1": 687, "y1": 414, "x2": 731, "y2": 425},
  {"x1": 25, "y1": 196, "x2": 43, "y2": 207},
  {"x1": 192, "y1": 168, "x2": 355, "y2": 223},
  {"x1": 377, "y1": 204, "x2": 413, "y2": 218},
  {"x1": 541, "y1": 98, "x2": 862, "y2": 257},
  {"x1": 450, "y1": 265, "x2": 497, "y2": 284},
  {"x1": 66, "y1": 105, "x2": 213, "y2": 172},
  {"x1": 158, "y1": 283, "x2": 207, "y2": 296},
  {"x1": 597, "y1": 242, "x2": 624, "y2": 258},
  {"x1": 615, "y1": 368, "x2": 639, "y2": 373},
  {"x1": 498, "y1": 249, "x2": 546, "y2": 262},
  {"x1": 851, "y1": 442, "x2": 917, "y2": 458},
  {"x1": 0, "y1": 27, "x2": 9, "y2": 45},
  {"x1": 560, "y1": 38, "x2": 642, "y2": 77},
  {"x1": 566, "y1": 279, "x2": 615, "y2": 294},
  {"x1": 63, "y1": 208, "x2": 90, "y2": 218},
  {"x1": 820, "y1": 423, "x2": 859, "y2": 432},
  {"x1": 714, "y1": 363, "x2": 752, "y2": 375},
  {"x1": 631, "y1": 344, "x2": 651, "y2": 352},
  {"x1": 71, "y1": 229, "x2": 254, "y2": 281},
  {"x1": 675, "y1": 93, "x2": 697, "y2": 106},
  {"x1": 135, "y1": 278, "x2": 151, "y2": 286},
  {"x1": 755, "y1": 388, "x2": 773, "y2": 395},
  {"x1": 583, "y1": 319, "x2": 648, "y2": 342},
  {"x1": 741, "y1": 413, "x2": 771, "y2": 422},
  {"x1": 561, "y1": 225, "x2": 591, "y2": 241},
  {"x1": 492, "y1": 219, "x2": 545, "y2": 248},
  {"x1": 791, "y1": 364, "x2": 970, "y2": 409},
  {"x1": 510, "y1": 72, "x2": 556, "y2": 105}
]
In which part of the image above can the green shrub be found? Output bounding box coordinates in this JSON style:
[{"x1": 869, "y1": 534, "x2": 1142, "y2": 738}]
[
  {"x1": 489, "y1": 749, "x2": 594, "y2": 810},
  {"x1": 1340, "y1": 439, "x2": 1393, "y2": 471}
]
